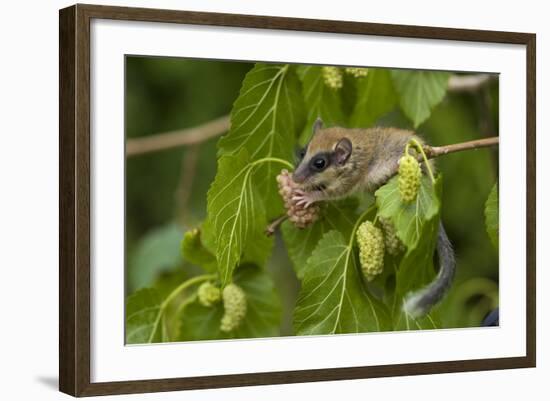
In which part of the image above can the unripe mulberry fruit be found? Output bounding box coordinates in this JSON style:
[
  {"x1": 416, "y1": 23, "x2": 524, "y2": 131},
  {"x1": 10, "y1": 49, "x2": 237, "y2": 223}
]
[
  {"x1": 220, "y1": 283, "x2": 247, "y2": 332},
  {"x1": 322, "y1": 67, "x2": 343, "y2": 90},
  {"x1": 197, "y1": 282, "x2": 221, "y2": 307},
  {"x1": 398, "y1": 154, "x2": 422, "y2": 203},
  {"x1": 345, "y1": 67, "x2": 369, "y2": 78},
  {"x1": 356, "y1": 221, "x2": 385, "y2": 281},
  {"x1": 277, "y1": 169, "x2": 320, "y2": 229},
  {"x1": 379, "y1": 217, "x2": 405, "y2": 256}
]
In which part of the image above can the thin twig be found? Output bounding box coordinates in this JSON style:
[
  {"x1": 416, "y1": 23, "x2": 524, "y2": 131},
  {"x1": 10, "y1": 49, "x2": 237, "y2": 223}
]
[
  {"x1": 265, "y1": 215, "x2": 288, "y2": 237},
  {"x1": 175, "y1": 144, "x2": 200, "y2": 226},
  {"x1": 447, "y1": 74, "x2": 495, "y2": 92},
  {"x1": 424, "y1": 136, "x2": 499, "y2": 159},
  {"x1": 126, "y1": 115, "x2": 230, "y2": 156}
]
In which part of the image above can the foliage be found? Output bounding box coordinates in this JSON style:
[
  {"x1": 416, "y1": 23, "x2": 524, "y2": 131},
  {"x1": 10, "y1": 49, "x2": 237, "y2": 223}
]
[
  {"x1": 179, "y1": 264, "x2": 281, "y2": 341},
  {"x1": 298, "y1": 66, "x2": 347, "y2": 144},
  {"x1": 202, "y1": 149, "x2": 274, "y2": 286},
  {"x1": 294, "y1": 230, "x2": 391, "y2": 335},
  {"x1": 391, "y1": 70, "x2": 450, "y2": 128},
  {"x1": 181, "y1": 228, "x2": 217, "y2": 273},
  {"x1": 281, "y1": 199, "x2": 358, "y2": 279},
  {"x1": 376, "y1": 176, "x2": 442, "y2": 324},
  {"x1": 126, "y1": 288, "x2": 163, "y2": 343},
  {"x1": 127, "y1": 223, "x2": 183, "y2": 293},
  {"x1": 217, "y1": 64, "x2": 305, "y2": 218},
  {"x1": 485, "y1": 183, "x2": 499, "y2": 249},
  {"x1": 125, "y1": 58, "x2": 499, "y2": 343},
  {"x1": 351, "y1": 68, "x2": 397, "y2": 127}
]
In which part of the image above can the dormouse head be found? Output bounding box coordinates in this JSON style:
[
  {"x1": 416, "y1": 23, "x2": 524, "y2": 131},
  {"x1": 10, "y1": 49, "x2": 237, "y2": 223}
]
[{"x1": 292, "y1": 119, "x2": 357, "y2": 199}]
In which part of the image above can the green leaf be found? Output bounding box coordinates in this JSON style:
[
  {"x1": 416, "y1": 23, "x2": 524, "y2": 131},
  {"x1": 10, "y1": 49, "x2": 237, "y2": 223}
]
[
  {"x1": 217, "y1": 63, "x2": 305, "y2": 218},
  {"x1": 297, "y1": 66, "x2": 347, "y2": 144},
  {"x1": 281, "y1": 199, "x2": 359, "y2": 279},
  {"x1": 393, "y1": 310, "x2": 440, "y2": 331},
  {"x1": 126, "y1": 288, "x2": 163, "y2": 344},
  {"x1": 485, "y1": 183, "x2": 499, "y2": 248},
  {"x1": 294, "y1": 230, "x2": 391, "y2": 335},
  {"x1": 350, "y1": 68, "x2": 397, "y2": 127},
  {"x1": 128, "y1": 223, "x2": 183, "y2": 292},
  {"x1": 391, "y1": 70, "x2": 450, "y2": 127},
  {"x1": 202, "y1": 149, "x2": 272, "y2": 286},
  {"x1": 375, "y1": 175, "x2": 442, "y2": 250},
  {"x1": 179, "y1": 264, "x2": 281, "y2": 341},
  {"x1": 376, "y1": 175, "x2": 443, "y2": 322},
  {"x1": 181, "y1": 228, "x2": 217, "y2": 273},
  {"x1": 394, "y1": 214, "x2": 440, "y2": 303}
]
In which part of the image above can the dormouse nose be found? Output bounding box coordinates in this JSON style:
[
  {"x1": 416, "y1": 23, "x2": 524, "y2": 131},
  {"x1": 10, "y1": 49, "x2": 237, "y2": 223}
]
[{"x1": 292, "y1": 166, "x2": 308, "y2": 184}]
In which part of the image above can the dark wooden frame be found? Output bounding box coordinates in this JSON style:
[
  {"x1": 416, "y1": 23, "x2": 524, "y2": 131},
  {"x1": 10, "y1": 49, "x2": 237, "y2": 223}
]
[{"x1": 59, "y1": 3, "x2": 536, "y2": 397}]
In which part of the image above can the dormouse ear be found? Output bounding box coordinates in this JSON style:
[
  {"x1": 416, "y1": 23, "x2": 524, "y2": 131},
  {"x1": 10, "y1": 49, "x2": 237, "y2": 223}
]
[
  {"x1": 334, "y1": 137, "x2": 352, "y2": 165},
  {"x1": 312, "y1": 117, "x2": 324, "y2": 134}
]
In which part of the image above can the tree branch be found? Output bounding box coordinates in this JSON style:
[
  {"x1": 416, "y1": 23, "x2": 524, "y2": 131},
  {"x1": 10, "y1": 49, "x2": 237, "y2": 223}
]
[
  {"x1": 447, "y1": 73, "x2": 495, "y2": 92},
  {"x1": 424, "y1": 136, "x2": 499, "y2": 159},
  {"x1": 126, "y1": 115, "x2": 230, "y2": 157},
  {"x1": 174, "y1": 144, "x2": 201, "y2": 225}
]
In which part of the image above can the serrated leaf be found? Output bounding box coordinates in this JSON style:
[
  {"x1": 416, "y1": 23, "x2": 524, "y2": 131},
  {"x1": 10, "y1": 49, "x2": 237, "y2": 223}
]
[
  {"x1": 394, "y1": 310, "x2": 440, "y2": 331},
  {"x1": 181, "y1": 228, "x2": 217, "y2": 273},
  {"x1": 391, "y1": 70, "x2": 450, "y2": 127},
  {"x1": 376, "y1": 175, "x2": 443, "y2": 321},
  {"x1": 178, "y1": 264, "x2": 281, "y2": 341},
  {"x1": 128, "y1": 223, "x2": 183, "y2": 292},
  {"x1": 375, "y1": 175, "x2": 442, "y2": 249},
  {"x1": 294, "y1": 230, "x2": 391, "y2": 335},
  {"x1": 202, "y1": 149, "x2": 272, "y2": 286},
  {"x1": 297, "y1": 66, "x2": 347, "y2": 144},
  {"x1": 350, "y1": 68, "x2": 397, "y2": 127},
  {"x1": 281, "y1": 198, "x2": 359, "y2": 279},
  {"x1": 126, "y1": 288, "x2": 163, "y2": 344},
  {"x1": 394, "y1": 215, "x2": 440, "y2": 302},
  {"x1": 217, "y1": 63, "x2": 305, "y2": 218},
  {"x1": 485, "y1": 183, "x2": 499, "y2": 248}
]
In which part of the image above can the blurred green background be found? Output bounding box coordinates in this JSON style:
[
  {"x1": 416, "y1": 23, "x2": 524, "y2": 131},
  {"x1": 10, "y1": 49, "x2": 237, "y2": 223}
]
[{"x1": 125, "y1": 56, "x2": 498, "y2": 332}]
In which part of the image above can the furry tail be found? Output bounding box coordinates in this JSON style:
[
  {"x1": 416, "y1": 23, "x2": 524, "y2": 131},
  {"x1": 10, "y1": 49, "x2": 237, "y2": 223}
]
[{"x1": 403, "y1": 221, "x2": 456, "y2": 318}]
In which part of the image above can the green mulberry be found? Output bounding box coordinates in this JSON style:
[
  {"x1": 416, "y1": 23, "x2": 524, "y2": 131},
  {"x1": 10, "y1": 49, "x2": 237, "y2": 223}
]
[
  {"x1": 345, "y1": 67, "x2": 369, "y2": 78},
  {"x1": 197, "y1": 282, "x2": 221, "y2": 307},
  {"x1": 398, "y1": 154, "x2": 422, "y2": 203},
  {"x1": 220, "y1": 283, "x2": 247, "y2": 332},
  {"x1": 379, "y1": 217, "x2": 405, "y2": 256},
  {"x1": 356, "y1": 221, "x2": 385, "y2": 281},
  {"x1": 322, "y1": 66, "x2": 343, "y2": 90}
]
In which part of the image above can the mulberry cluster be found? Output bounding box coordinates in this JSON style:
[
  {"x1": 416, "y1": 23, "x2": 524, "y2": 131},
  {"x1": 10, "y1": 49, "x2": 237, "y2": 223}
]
[
  {"x1": 277, "y1": 169, "x2": 320, "y2": 229},
  {"x1": 220, "y1": 283, "x2": 247, "y2": 332},
  {"x1": 398, "y1": 154, "x2": 422, "y2": 203},
  {"x1": 345, "y1": 67, "x2": 369, "y2": 78},
  {"x1": 322, "y1": 66, "x2": 343, "y2": 90},
  {"x1": 356, "y1": 221, "x2": 385, "y2": 282},
  {"x1": 197, "y1": 282, "x2": 221, "y2": 307},
  {"x1": 379, "y1": 217, "x2": 405, "y2": 256}
]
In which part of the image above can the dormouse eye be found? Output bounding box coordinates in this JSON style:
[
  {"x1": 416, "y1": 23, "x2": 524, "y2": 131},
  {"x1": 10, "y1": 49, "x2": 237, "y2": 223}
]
[{"x1": 312, "y1": 157, "x2": 326, "y2": 171}]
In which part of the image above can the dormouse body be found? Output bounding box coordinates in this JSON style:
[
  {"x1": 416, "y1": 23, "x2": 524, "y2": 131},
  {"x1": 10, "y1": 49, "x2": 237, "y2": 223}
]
[
  {"x1": 292, "y1": 120, "x2": 428, "y2": 207},
  {"x1": 292, "y1": 119, "x2": 453, "y2": 318}
]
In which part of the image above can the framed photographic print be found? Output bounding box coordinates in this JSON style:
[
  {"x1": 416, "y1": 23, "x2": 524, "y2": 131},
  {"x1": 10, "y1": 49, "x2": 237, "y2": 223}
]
[{"x1": 59, "y1": 4, "x2": 536, "y2": 397}]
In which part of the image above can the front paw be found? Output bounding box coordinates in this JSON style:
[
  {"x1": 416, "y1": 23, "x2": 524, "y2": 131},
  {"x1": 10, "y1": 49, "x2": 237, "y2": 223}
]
[{"x1": 292, "y1": 190, "x2": 316, "y2": 208}]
